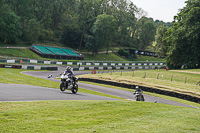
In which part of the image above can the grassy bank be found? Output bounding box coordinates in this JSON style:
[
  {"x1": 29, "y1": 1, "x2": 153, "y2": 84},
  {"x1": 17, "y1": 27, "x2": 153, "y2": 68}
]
[
  {"x1": 0, "y1": 47, "x2": 164, "y2": 62},
  {"x1": 0, "y1": 48, "x2": 43, "y2": 59},
  {"x1": 80, "y1": 81, "x2": 200, "y2": 108},
  {"x1": 79, "y1": 69, "x2": 200, "y2": 98},
  {"x1": 83, "y1": 53, "x2": 164, "y2": 61},
  {"x1": 1, "y1": 100, "x2": 200, "y2": 133}
]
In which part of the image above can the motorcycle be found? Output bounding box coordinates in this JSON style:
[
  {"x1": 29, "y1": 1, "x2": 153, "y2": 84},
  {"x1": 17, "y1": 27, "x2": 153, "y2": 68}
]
[
  {"x1": 60, "y1": 73, "x2": 78, "y2": 94},
  {"x1": 133, "y1": 91, "x2": 145, "y2": 101}
]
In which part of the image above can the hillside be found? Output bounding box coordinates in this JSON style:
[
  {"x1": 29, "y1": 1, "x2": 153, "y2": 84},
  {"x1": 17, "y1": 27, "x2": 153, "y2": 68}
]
[{"x1": 0, "y1": 47, "x2": 164, "y2": 62}]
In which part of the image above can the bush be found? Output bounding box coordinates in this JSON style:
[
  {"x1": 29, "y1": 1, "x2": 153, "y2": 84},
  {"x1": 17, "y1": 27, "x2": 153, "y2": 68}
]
[{"x1": 118, "y1": 49, "x2": 129, "y2": 57}]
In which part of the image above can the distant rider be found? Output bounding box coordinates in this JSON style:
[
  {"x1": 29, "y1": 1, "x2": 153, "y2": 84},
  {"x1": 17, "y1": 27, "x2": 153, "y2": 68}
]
[
  {"x1": 133, "y1": 86, "x2": 145, "y2": 101},
  {"x1": 134, "y1": 86, "x2": 143, "y2": 94}
]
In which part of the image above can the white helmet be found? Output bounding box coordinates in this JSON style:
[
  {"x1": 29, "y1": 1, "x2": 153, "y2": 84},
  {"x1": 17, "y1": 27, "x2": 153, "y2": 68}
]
[
  {"x1": 136, "y1": 86, "x2": 139, "y2": 89},
  {"x1": 66, "y1": 66, "x2": 71, "y2": 71}
]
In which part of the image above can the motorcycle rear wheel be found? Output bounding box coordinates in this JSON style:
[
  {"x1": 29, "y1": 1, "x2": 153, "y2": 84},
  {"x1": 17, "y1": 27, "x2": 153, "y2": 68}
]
[{"x1": 141, "y1": 95, "x2": 145, "y2": 101}]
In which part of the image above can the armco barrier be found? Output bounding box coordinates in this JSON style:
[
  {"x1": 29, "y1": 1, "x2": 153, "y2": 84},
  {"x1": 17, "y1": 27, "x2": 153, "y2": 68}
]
[
  {"x1": 21, "y1": 66, "x2": 58, "y2": 70},
  {"x1": 0, "y1": 59, "x2": 165, "y2": 67},
  {"x1": 0, "y1": 64, "x2": 22, "y2": 69},
  {"x1": 0, "y1": 64, "x2": 57, "y2": 70},
  {"x1": 72, "y1": 65, "x2": 165, "y2": 71},
  {"x1": 79, "y1": 78, "x2": 200, "y2": 103}
]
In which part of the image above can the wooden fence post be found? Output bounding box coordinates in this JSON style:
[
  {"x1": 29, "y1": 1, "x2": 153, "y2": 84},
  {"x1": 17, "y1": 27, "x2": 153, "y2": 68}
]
[
  {"x1": 144, "y1": 72, "x2": 146, "y2": 78},
  {"x1": 157, "y1": 73, "x2": 159, "y2": 79},
  {"x1": 171, "y1": 75, "x2": 173, "y2": 81}
]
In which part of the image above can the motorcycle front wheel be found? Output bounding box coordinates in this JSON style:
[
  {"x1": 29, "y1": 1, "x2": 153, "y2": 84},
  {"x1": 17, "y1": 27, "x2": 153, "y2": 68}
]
[
  {"x1": 60, "y1": 82, "x2": 66, "y2": 91},
  {"x1": 72, "y1": 84, "x2": 78, "y2": 94}
]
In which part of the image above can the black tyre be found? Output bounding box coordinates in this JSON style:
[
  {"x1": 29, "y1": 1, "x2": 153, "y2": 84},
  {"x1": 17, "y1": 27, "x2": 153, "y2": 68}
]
[
  {"x1": 136, "y1": 96, "x2": 140, "y2": 101},
  {"x1": 72, "y1": 84, "x2": 78, "y2": 94},
  {"x1": 60, "y1": 82, "x2": 66, "y2": 91},
  {"x1": 141, "y1": 95, "x2": 145, "y2": 101}
]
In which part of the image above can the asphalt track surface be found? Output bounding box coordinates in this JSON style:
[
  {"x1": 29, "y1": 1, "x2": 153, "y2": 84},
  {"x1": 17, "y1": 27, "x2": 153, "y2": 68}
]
[
  {"x1": 0, "y1": 83, "x2": 117, "y2": 102},
  {"x1": 0, "y1": 66, "x2": 197, "y2": 108}
]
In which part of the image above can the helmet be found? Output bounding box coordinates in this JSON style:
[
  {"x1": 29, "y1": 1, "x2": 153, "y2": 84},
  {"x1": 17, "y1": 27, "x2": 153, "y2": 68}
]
[
  {"x1": 66, "y1": 66, "x2": 71, "y2": 71},
  {"x1": 136, "y1": 86, "x2": 139, "y2": 89}
]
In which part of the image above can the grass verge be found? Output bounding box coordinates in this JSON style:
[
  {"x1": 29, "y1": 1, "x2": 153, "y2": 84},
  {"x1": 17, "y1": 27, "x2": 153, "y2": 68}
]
[
  {"x1": 79, "y1": 70, "x2": 200, "y2": 98},
  {"x1": 80, "y1": 81, "x2": 200, "y2": 108},
  {"x1": 0, "y1": 100, "x2": 200, "y2": 133}
]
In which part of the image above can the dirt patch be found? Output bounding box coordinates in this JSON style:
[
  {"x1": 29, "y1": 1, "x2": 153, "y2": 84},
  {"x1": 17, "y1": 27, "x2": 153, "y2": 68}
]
[{"x1": 170, "y1": 70, "x2": 200, "y2": 75}]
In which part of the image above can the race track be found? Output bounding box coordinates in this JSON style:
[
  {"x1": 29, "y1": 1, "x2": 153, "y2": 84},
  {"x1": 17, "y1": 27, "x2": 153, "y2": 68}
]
[
  {"x1": 0, "y1": 83, "x2": 118, "y2": 102},
  {"x1": 20, "y1": 69, "x2": 196, "y2": 108}
]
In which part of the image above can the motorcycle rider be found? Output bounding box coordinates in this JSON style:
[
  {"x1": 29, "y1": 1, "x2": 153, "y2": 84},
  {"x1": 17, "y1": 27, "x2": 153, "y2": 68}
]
[
  {"x1": 133, "y1": 86, "x2": 145, "y2": 101},
  {"x1": 134, "y1": 86, "x2": 143, "y2": 94},
  {"x1": 64, "y1": 66, "x2": 76, "y2": 83}
]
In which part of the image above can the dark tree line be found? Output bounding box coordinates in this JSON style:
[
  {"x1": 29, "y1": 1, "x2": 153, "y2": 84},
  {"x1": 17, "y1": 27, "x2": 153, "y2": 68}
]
[{"x1": 0, "y1": 0, "x2": 156, "y2": 54}]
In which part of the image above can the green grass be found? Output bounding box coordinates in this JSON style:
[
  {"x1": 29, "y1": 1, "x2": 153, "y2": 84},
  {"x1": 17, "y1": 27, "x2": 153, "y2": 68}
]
[
  {"x1": 1, "y1": 68, "x2": 200, "y2": 132},
  {"x1": 84, "y1": 53, "x2": 163, "y2": 61},
  {"x1": 0, "y1": 68, "x2": 200, "y2": 133},
  {"x1": 0, "y1": 42, "x2": 32, "y2": 47},
  {"x1": 0, "y1": 101, "x2": 200, "y2": 133},
  {"x1": 0, "y1": 68, "x2": 58, "y2": 87},
  {"x1": 0, "y1": 48, "x2": 43, "y2": 59},
  {"x1": 132, "y1": 55, "x2": 164, "y2": 61},
  {"x1": 84, "y1": 53, "x2": 126, "y2": 61},
  {"x1": 80, "y1": 81, "x2": 200, "y2": 108}
]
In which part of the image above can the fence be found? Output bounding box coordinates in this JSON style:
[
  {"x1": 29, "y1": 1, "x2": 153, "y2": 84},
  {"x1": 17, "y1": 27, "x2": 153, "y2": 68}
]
[{"x1": 96, "y1": 70, "x2": 200, "y2": 85}]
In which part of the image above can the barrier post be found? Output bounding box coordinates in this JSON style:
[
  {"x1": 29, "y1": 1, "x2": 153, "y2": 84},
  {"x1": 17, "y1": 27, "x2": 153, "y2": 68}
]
[{"x1": 93, "y1": 70, "x2": 96, "y2": 74}]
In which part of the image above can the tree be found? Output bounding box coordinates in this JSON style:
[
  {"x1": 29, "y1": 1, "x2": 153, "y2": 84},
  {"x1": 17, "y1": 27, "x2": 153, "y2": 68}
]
[
  {"x1": 60, "y1": 25, "x2": 81, "y2": 49},
  {"x1": 91, "y1": 13, "x2": 117, "y2": 53},
  {"x1": 77, "y1": 0, "x2": 101, "y2": 52},
  {"x1": 165, "y1": 0, "x2": 200, "y2": 69},
  {"x1": 23, "y1": 18, "x2": 42, "y2": 43},
  {"x1": 0, "y1": 5, "x2": 22, "y2": 43},
  {"x1": 136, "y1": 17, "x2": 156, "y2": 49},
  {"x1": 154, "y1": 25, "x2": 168, "y2": 57}
]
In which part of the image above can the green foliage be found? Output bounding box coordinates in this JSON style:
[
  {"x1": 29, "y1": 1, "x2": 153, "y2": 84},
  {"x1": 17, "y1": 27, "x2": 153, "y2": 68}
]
[
  {"x1": 0, "y1": 0, "x2": 161, "y2": 54},
  {"x1": 0, "y1": 5, "x2": 22, "y2": 43},
  {"x1": 154, "y1": 25, "x2": 168, "y2": 56},
  {"x1": 118, "y1": 49, "x2": 129, "y2": 57},
  {"x1": 23, "y1": 18, "x2": 42, "y2": 43},
  {"x1": 60, "y1": 25, "x2": 81, "y2": 49},
  {"x1": 136, "y1": 17, "x2": 156, "y2": 50},
  {"x1": 85, "y1": 13, "x2": 117, "y2": 54},
  {"x1": 164, "y1": 0, "x2": 200, "y2": 69}
]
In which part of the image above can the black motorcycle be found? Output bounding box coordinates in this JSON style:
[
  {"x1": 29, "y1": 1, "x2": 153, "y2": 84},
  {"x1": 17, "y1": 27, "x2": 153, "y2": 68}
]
[
  {"x1": 60, "y1": 73, "x2": 78, "y2": 94},
  {"x1": 133, "y1": 91, "x2": 145, "y2": 101}
]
